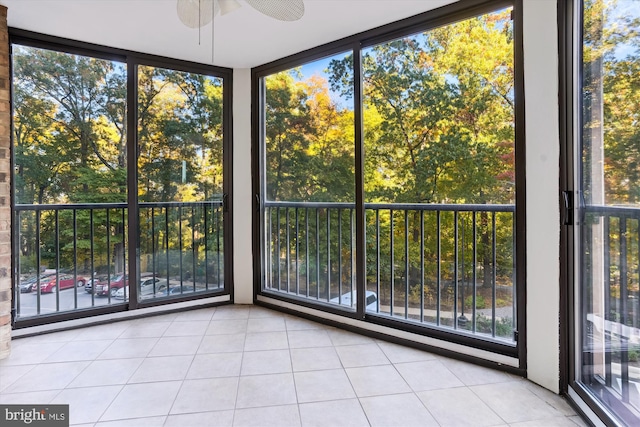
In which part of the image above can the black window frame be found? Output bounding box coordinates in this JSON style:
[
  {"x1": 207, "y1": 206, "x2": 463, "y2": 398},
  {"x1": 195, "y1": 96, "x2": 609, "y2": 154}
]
[
  {"x1": 252, "y1": 0, "x2": 526, "y2": 371},
  {"x1": 10, "y1": 29, "x2": 234, "y2": 328}
]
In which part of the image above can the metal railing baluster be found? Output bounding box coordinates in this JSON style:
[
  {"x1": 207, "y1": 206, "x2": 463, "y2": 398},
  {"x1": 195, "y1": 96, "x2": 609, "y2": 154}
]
[
  {"x1": 286, "y1": 207, "x2": 291, "y2": 293},
  {"x1": 338, "y1": 209, "x2": 343, "y2": 304}
]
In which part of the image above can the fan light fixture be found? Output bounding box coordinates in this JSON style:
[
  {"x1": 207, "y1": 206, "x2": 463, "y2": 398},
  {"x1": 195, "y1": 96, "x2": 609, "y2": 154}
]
[{"x1": 176, "y1": 0, "x2": 304, "y2": 28}]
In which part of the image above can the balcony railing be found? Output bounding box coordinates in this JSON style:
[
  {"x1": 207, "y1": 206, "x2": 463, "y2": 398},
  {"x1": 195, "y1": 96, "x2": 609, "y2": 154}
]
[
  {"x1": 583, "y1": 205, "x2": 640, "y2": 415},
  {"x1": 264, "y1": 201, "x2": 516, "y2": 343},
  {"x1": 13, "y1": 200, "x2": 224, "y2": 321}
]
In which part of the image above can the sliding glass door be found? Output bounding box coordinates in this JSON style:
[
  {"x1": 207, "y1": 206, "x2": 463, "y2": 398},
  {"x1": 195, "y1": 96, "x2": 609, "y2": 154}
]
[{"x1": 571, "y1": 0, "x2": 640, "y2": 423}]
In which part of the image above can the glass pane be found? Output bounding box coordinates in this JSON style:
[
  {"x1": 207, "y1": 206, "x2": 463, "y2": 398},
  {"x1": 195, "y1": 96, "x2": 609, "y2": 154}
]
[
  {"x1": 262, "y1": 52, "x2": 356, "y2": 309},
  {"x1": 358, "y1": 8, "x2": 516, "y2": 340},
  {"x1": 137, "y1": 65, "x2": 224, "y2": 302},
  {"x1": 580, "y1": 0, "x2": 640, "y2": 420},
  {"x1": 12, "y1": 45, "x2": 128, "y2": 317}
]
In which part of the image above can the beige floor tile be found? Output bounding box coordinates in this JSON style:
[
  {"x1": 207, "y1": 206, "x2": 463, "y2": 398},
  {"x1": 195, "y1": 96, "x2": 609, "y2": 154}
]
[
  {"x1": 376, "y1": 341, "x2": 437, "y2": 364},
  {"x1": 128, "y1": 355, "x2": 193, "y2": 383},
  {"x1": 198, "y1": 334, "x2": 246, "y2": 354},
  {"x1": 360, "y1": 393, "x2": 439, "y2": 427},
  {"x1": 524, "y1": 381, "x2": 578, "y2": 416},
  {"x1": 117, "y1": 322, "x2": 170, "y2": 339},
  {"x1": 244, "y1": 332, "x2": 288, "y2": 351},
  {"x1": 13, "y1": 329, "x2": 81, "y2": 344},
  {"x1": 287, "y1": 330, "x2": 333, "y2": 349},
  {"x1": 568, "y1": 415, "x2": 590, "y2": 427},
  {"x1": 326, "y1": 328, "x2": 374, "y2": 346},
  {"x1": 335, "y1": 344, "x2": 389, "y2": 368},
  {"x1": 0, "y1": 389, "x2": 61, "y2": 404},
  {"x1": 247, "y1": 317, "x2": 286, "y2": 333},
  {"x1": 0, "y1": 342, "x2": 66, "y2": 366},
  {"x1": 165, "y1": 410, "x2": 234, "y2": 427},
  {"x1": 212, "y1": 307, "x2": 251, "y2": 320},
  {"x1": 186, "y1": 353, "x2": 243, "y2": 379},
  {"x1": 0, "y1": 364, "x2": 35, "y2": 392},
  {"x1": 284, "y1": 316, "x2": 325, "y2": 331},
  {"x1": 170, "y1": 377, "x2": 239, "y2": 414},
  {"x1": 73, "y1": 323, "x2": 130, "y2": 341},
  {"x1": 95, "y1": 416, "x2": 166, "y2": 426},
  {"x1": 133, "y1": 312, "x2": 178, "y2": 323},
  {"x1": 236, "y1": 373, "x2": 297, "y2": 409},
  {"x1": 98, "y1": 338, "x2": 159, "y2": 359},
  {"x1": 299, "y1": 399, "x2": 369, "y2": 427},
  {"x1": 470, "y1": 381, "x2": 563, "y2": 424},
  {"x1": 439, "y1": 357, "x2": 513, "y2": 386},
  {"x1": 52, "y1": 385, "x2": 122, "y2": 425},
  {"x1": 206, "y1": 319, "x2": 248, "y2": 335},
  {"x1": 163, "y1": 320, "x2": 210, "y2": 337},
  {"x1": 395, "y1": 360, "x2": 464, "y2": 391},
  {"x1": 249, "y1": 307, "x2": 286, "y2": 319},
  {"x1": 2, "y1": 306, "x2": 583, "y2": 427},
  {"x1": 290, "y1": 347, "x2": 342, "y2": 372},
  {"x1": 149, "y1": 336, "x2": 203, "y2": 357},
  {"x1": 294, "y1": 369, "x2": 356, "y2": 403},
  {"x1": 100, "y1": 381, "x2": 182, "y2": 421},
  {"x1": 418, "y1": 387, "x2": 504, "y2": 427},
  {"x1": 233, "y1": 405, "x2": 301, "y2": 427},
  {"x1": 9, "y1": 361, "x2": 90, "y2": 393},
  {"x1": 45, "y1": 340, "x2": 113, "y2": 363},
  {"x1": 510, "y1": 417, "x2": 584, "y2": 426},
  {"x1": 173, "y1": 308, "x2": 215, "y2": 322},
  {"x1": 68, "y1": 358, "x2": 144, "y2": 388},
  {"x1": 345, "y1": 365, "x2": 411, "y2": 397},
  {"x1": 241, "y1": 349, "x2": 291, "y2": 376}
]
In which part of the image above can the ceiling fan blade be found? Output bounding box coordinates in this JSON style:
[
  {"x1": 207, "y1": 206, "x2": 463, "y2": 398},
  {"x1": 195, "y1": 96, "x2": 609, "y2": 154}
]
[
  {"x1": 176, "y1": 0, "x2": 217, "y2": 28},
  {"x1": 218, "y1": 0, "x2": 241, "y2": 15},
  {"x1": 244, "y1": 0, "x2": 304, "y2": 21}
]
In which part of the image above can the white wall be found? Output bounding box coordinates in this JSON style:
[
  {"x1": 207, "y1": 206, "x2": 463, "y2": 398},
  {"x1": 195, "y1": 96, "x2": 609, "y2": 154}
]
[
  {"x1": 522, "y1": 0, "x2": 561, "y2": 393},
  {"x1": 232, "y1": 68, "x2": 254, "y2": 304}
]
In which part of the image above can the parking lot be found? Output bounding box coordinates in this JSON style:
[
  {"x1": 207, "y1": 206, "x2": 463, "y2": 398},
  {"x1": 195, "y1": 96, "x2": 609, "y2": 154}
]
[
  {"x1": 14, "y1": 279, "x2": 223, "y2": 319},
  {"x1": 15, "y1": 285, "x2": 120, "y2": 318}
]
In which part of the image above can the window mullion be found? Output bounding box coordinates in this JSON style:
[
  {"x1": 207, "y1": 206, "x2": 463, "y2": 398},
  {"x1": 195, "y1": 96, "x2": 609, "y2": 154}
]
[{"x1": 126, "y1": 60, "x2": 139, "y2": 309}]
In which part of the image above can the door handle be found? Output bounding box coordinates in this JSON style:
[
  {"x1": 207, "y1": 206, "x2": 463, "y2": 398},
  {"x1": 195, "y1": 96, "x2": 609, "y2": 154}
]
[{"x1": 562, "y1": 190, "x2": 573, "y2": 226}]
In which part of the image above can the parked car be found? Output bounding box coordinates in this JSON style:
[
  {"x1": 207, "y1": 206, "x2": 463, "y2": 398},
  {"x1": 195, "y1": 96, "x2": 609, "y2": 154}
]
[
  {"x1": 94, "y1": 274, "x2": 128, "y2": 297},
  {"x1": 84, "y1": 275, "x2": 103, "y2": 294},
  {"x1": 18, "y1": 275, "x2": 54, "y2": 293},
  {"x1": 39, "y1": 274, "x2": 86, "y2": 293},
  {"x1": 329, "y1": 290, "x2": 378, "y2": 311},
  {"x1": 114, "y1": 278, "x2": 168, "y2": 301}
]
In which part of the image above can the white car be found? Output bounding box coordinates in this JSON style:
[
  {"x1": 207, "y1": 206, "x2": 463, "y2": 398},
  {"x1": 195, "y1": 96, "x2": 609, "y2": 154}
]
[
  {"x1": 330, "y1": 290, "x2": 378, "y2": 311},
  {"x1": 114, "y1": 278, "x2": 168, "y2": 301}
]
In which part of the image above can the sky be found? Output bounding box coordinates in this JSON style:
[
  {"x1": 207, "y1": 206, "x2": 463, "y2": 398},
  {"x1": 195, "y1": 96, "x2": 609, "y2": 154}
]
[{"x1": 298, "y1": 52, "x2": 352, "y2": 110}]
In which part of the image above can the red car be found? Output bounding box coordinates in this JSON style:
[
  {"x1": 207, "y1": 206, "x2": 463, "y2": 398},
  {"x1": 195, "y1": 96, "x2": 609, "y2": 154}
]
[
  {"x1": 40, "y1": 274, "x2": 86, "y2": 293},
  {"x1": 94, "y1": 274, "x2": 128, "y2": 297}
]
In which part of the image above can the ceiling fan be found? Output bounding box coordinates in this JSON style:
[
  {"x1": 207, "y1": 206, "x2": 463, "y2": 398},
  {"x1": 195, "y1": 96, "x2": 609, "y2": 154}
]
[{"x1": 176, "y1": 0, "x2": 305, "y2": 28}]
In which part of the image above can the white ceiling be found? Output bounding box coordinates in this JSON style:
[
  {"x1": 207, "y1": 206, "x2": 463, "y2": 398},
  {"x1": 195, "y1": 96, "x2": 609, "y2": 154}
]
[{"x1": 1, "y1": 0, "x2": 457, "y2": 68}]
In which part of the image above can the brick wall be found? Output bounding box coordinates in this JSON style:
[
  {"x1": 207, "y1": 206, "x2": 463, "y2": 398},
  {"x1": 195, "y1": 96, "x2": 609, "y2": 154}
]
[{"x1": 0, "y1": 5, "x2": 10, "y2": 359}]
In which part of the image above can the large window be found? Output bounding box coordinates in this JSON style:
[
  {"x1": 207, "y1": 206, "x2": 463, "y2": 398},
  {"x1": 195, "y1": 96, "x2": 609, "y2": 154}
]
[
  {"x1": 359, "y1": 10, "x2": 515, "y2": 339},
  {"x1": 256, "y1": 1, "x2": 522, "y2": 356},
  {"x1": 12, "y1": 35, "x2": 232, "y2": 325},
  {"x1": 137, "y1": 66, "x2": 225, "y2": 302},
  {"x1": 571, "y1": 0, "x2": 640, "y2": 423},
  {"x1": 262, "y1": 52, "x2": 356, "y2": 308}
]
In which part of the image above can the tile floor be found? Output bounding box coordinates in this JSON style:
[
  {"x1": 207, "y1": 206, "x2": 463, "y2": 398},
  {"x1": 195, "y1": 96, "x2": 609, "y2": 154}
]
[{"x1": 0, "y1": 305, "x2": 586, "y2": 427}]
